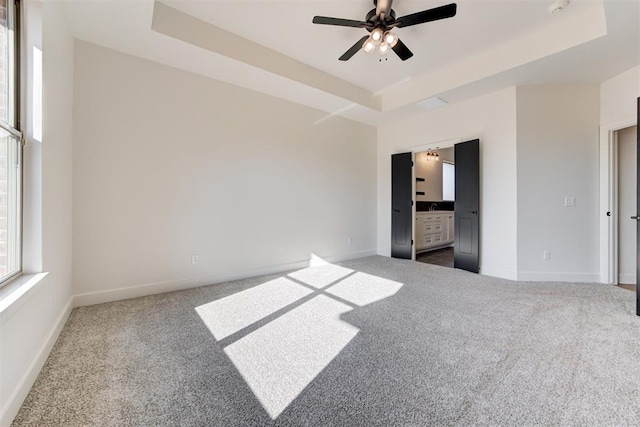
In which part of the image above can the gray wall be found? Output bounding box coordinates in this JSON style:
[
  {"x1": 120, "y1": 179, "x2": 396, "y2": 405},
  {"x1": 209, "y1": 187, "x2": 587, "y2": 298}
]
[
  {"x1": 516, "y1": 85, "x2": 600, "y2": 281},
  {"x1": 378, "y1": 88, "x2": 518, "y2": 280},
  {"x1": 72, "y1": 41, "x2": 377, "y2": 300}
]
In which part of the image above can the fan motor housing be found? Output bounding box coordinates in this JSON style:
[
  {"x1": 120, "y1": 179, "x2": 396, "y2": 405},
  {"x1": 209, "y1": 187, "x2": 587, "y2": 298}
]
[{"x1": 365, "y1": 8, "x2": 396, "y2": 29}]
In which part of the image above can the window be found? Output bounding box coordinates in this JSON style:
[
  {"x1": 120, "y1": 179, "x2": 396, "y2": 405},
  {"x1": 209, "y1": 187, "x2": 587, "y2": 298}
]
[
  {"x1": 442, "y1": 162, "x2": 455, "y2": 201},
  {"x1": 0, "y1": 0, "x2": 21, "y2": 284}
]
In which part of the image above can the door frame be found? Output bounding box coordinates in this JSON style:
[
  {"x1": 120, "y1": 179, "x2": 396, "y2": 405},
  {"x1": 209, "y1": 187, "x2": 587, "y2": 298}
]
[
  {"x1": 406, "y1": 137, "x2": 462, "y2": 261},
  {"x1": 599, "y1": 118, "x2": 637, "y2": 284}
]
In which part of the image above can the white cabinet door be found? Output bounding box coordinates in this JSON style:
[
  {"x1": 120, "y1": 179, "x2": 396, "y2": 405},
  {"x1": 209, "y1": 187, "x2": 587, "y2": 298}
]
[
  {"x1": 415, "y1": 215, "x2": 425, "y2": 250},
  {"x1": 417, "y1": 212, "x2": 454, "y2": 251},
  {"x1": 422, "y1": 213, "x2": 443, "y2": 249},
  {"x1": 446, "y1": 214, "x2": 454, "y2": 243}
]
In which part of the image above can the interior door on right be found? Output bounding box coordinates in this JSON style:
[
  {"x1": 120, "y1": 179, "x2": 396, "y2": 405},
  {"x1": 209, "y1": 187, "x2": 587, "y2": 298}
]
[
  {"x1": 635, "y1": 98, "x2": 640, "y2": 316},
  {"x1": 454, "y1": 139, "x2": 480, "y2": 273}
]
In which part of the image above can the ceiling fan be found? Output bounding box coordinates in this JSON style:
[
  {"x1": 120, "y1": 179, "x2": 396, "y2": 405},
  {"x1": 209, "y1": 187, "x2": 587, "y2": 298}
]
[{"x1": 312, "y1": 0, "x2": 457, "y2": 61}]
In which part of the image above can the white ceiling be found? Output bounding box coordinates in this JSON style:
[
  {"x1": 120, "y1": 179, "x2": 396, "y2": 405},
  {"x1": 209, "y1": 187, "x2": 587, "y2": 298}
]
[{"x1": 62, "y1": 0, "x2": 640, "y2": 125}]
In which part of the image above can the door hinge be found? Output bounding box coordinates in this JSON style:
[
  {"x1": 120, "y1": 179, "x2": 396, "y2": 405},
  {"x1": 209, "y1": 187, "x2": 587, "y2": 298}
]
[{"x1": 411, "y1": 240, "x2": 414, "y2": 246}]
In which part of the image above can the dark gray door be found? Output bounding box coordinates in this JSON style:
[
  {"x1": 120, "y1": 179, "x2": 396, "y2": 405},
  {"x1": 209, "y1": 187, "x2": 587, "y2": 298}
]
[
  {"x1": 636, "y1": 98, "x2": 639, "y2": 316},
  {"x1": 454, "y1": 140, "x2": 480, "y2": 273},
  {"x1": 391, "y1": 153, "x2": 413, "y2": 259}
]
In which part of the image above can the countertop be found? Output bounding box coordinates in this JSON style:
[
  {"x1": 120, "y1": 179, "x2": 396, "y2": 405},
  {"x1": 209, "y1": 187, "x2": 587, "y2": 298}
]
[{"x1": 416, "y1": 210, "x2": 454, "y2": 214}]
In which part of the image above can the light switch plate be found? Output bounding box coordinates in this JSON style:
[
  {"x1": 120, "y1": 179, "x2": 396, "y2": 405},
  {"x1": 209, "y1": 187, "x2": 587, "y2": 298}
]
[{"x1": 564, "y1": 196, "x2": 576, "y2": 207}]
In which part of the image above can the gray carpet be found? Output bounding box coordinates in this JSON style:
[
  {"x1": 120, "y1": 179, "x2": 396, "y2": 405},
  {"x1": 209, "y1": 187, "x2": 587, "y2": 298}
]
[{"x1": 13, "y1": 256, "x2": 640, "y2": 426}]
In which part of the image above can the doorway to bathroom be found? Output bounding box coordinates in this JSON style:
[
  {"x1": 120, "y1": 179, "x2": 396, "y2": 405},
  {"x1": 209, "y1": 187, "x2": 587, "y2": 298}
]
[
  {"x1": 414, "y1": 147, "x2": 455, "y2": 268},
  {"x1": 391, "y1": 139, "x2": 480, "y2": 273}
]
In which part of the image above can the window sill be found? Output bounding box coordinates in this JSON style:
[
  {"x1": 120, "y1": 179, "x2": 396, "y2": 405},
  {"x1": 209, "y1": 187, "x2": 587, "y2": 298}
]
[{"x1": 0, "y1": 272, "x2": 49, "y2": 315}]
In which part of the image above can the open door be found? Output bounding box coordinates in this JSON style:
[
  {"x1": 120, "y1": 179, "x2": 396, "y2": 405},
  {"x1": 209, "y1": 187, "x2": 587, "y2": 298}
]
[
  {"x1": 391, "y1": 153, "x2": 413, "y2": 259},
  {"x1": 454, "y1": 140, "x2": 480, "y2": 273},
  {"x1": 636, "y1": 97, "x2": 639, "y2": 316}
]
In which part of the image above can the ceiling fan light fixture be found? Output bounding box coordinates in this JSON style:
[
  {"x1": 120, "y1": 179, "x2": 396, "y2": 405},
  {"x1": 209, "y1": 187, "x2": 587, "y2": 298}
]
[
  {"x1": 378, "y1": 41, "x2": 390, "y2": 54},
  {"x1": 371, "y1": 28, "x2": 384, "y2": 43},
  {"x1": 383, "y1": 31, "x2": 398, "y2": 47},
  {"x1": 312, "y1": 1, "x2": 458, "y2": 62},
  {"x1": 363, "y1": 38, "x2": 377, "y2": 53}
]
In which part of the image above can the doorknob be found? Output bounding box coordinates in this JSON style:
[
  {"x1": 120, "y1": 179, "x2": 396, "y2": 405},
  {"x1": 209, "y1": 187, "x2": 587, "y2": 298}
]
[
  {"x1": 393, "y1": 209, "x2": 400, "y2": 213},
  {"x1": 632, "y1": 216, "x2": 639, "y2": 220},
  {"x1": 471, "y1": 211, "x2": 478, "y2": 216}
]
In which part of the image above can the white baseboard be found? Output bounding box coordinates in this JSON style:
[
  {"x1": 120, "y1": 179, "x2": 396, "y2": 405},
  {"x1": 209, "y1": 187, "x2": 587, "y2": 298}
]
[
  {"x1": 0, "y1": 297, "x2": 73, "y2": 427},
  {"x1": 618, "y1": 273, "x2": 636, "y2": 285},
  {"x1": 479, "y1": 268, "x2": 518, "y2": 282},
  {"x1": 517, "y1": 271, "x2": 601, "y2": 283},
  {"x1": 73, "y1": 250, "x2": 377, "y2": 307}
]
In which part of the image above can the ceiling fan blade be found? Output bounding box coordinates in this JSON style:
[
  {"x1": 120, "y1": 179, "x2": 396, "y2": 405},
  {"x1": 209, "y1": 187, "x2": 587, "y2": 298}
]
[
  {"x1": 392, "y1": 38, "x2": 414, "y2": 61},
  {"x1": 313, "y1": 16, "x2": 367, "y2": 28},
  {"x1": 391, "y1": 3, "x2": 457, "y2": 28},
  {"x1": 339, "y1": 35, "x2": 370, "y2": 61}
]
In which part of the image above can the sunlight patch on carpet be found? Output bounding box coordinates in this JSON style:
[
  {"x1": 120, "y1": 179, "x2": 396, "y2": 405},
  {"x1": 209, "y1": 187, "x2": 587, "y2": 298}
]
[
  {"x1": 288, "y1": 263, "x2": 353, "y2": 289},
  {"x1": 223, "y1": 295, "x2": 359, "y2": 419},
  {"x1": 325, "y1": 272, "x2": 403, "y2": 306},
  {"x1": 195, "y1": 277, "x2": 312, "y2": 340},
  {"x1": 195, "y1": 256, "x2": 404, "y2": 420}
]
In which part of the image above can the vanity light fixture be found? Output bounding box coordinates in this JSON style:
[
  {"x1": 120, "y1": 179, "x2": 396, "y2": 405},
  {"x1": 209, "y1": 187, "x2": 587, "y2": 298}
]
[{"x1": 425, "y1": 151, "x2": 440, "y2": 161}]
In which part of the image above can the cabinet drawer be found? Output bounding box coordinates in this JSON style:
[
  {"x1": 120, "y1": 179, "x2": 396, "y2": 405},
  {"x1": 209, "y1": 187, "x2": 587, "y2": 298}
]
[
  {"x1": 423, "y1": 234, "x2": 443, "y2": 245},
  {"x1": 423, "y1": 223, "x2": 442, "y2": 233}
]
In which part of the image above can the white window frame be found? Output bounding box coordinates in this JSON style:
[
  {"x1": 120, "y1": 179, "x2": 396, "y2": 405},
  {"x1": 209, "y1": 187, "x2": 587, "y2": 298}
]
[
  {"x1": 0, "y1": 0, "x2": 23, "y2": 286},
  {"x1": 442, "y1": 161, "x2": 455, "y2": 202}
]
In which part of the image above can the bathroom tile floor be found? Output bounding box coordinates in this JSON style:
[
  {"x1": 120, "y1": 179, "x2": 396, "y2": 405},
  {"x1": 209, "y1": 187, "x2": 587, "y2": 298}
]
[
  {"x1": 618, "y1": 283, "x2": 636, "y2": 292},
  {"x1": 416, "y1": 247, "x2": 454, "y2": 268}
]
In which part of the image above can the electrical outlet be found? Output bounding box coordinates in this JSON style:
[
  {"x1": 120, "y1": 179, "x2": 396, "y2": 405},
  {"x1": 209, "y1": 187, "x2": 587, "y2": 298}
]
[
  {"x1": 564, "y1": 196, "x2": 575, "y2": 207},
  {"x1": 543, "y1": 250, "x2": 551, "y2": 261},
  {"x1": 191, "y1": 255, "x2": 199, "y2": 264}
]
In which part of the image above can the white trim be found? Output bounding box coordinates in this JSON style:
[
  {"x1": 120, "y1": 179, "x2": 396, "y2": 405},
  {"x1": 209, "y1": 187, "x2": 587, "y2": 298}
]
[
  {"x1": 0, "y1": 297, "x2": 73, "y2": 426},
  {"x1": 611, "y1": 130, "x2": 619, "y2": 284},
  {"x1": 409, "y1": 137, "x2": 462, "y2": 153},
  {"x1": 599, "y1": 117, "x2": 637, "y2": 284},
  {"x1": 517, "y1": 271, "x2": 601, "y2": 283},
  {"x1": 73, "y1": 250, "x2": 377, "y2": 307},
  {"x1": 0, "y1": 272, "x2": 48, "y2": 314},
  {"x1": 619, "y1": 273, "x2": 636, "y2": 285}
]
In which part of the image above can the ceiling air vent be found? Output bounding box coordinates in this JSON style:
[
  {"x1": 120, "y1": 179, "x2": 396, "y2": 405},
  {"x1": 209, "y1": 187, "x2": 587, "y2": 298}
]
[{"x1": 416, "y1": 96, "x2": 448, "y2": 111}]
